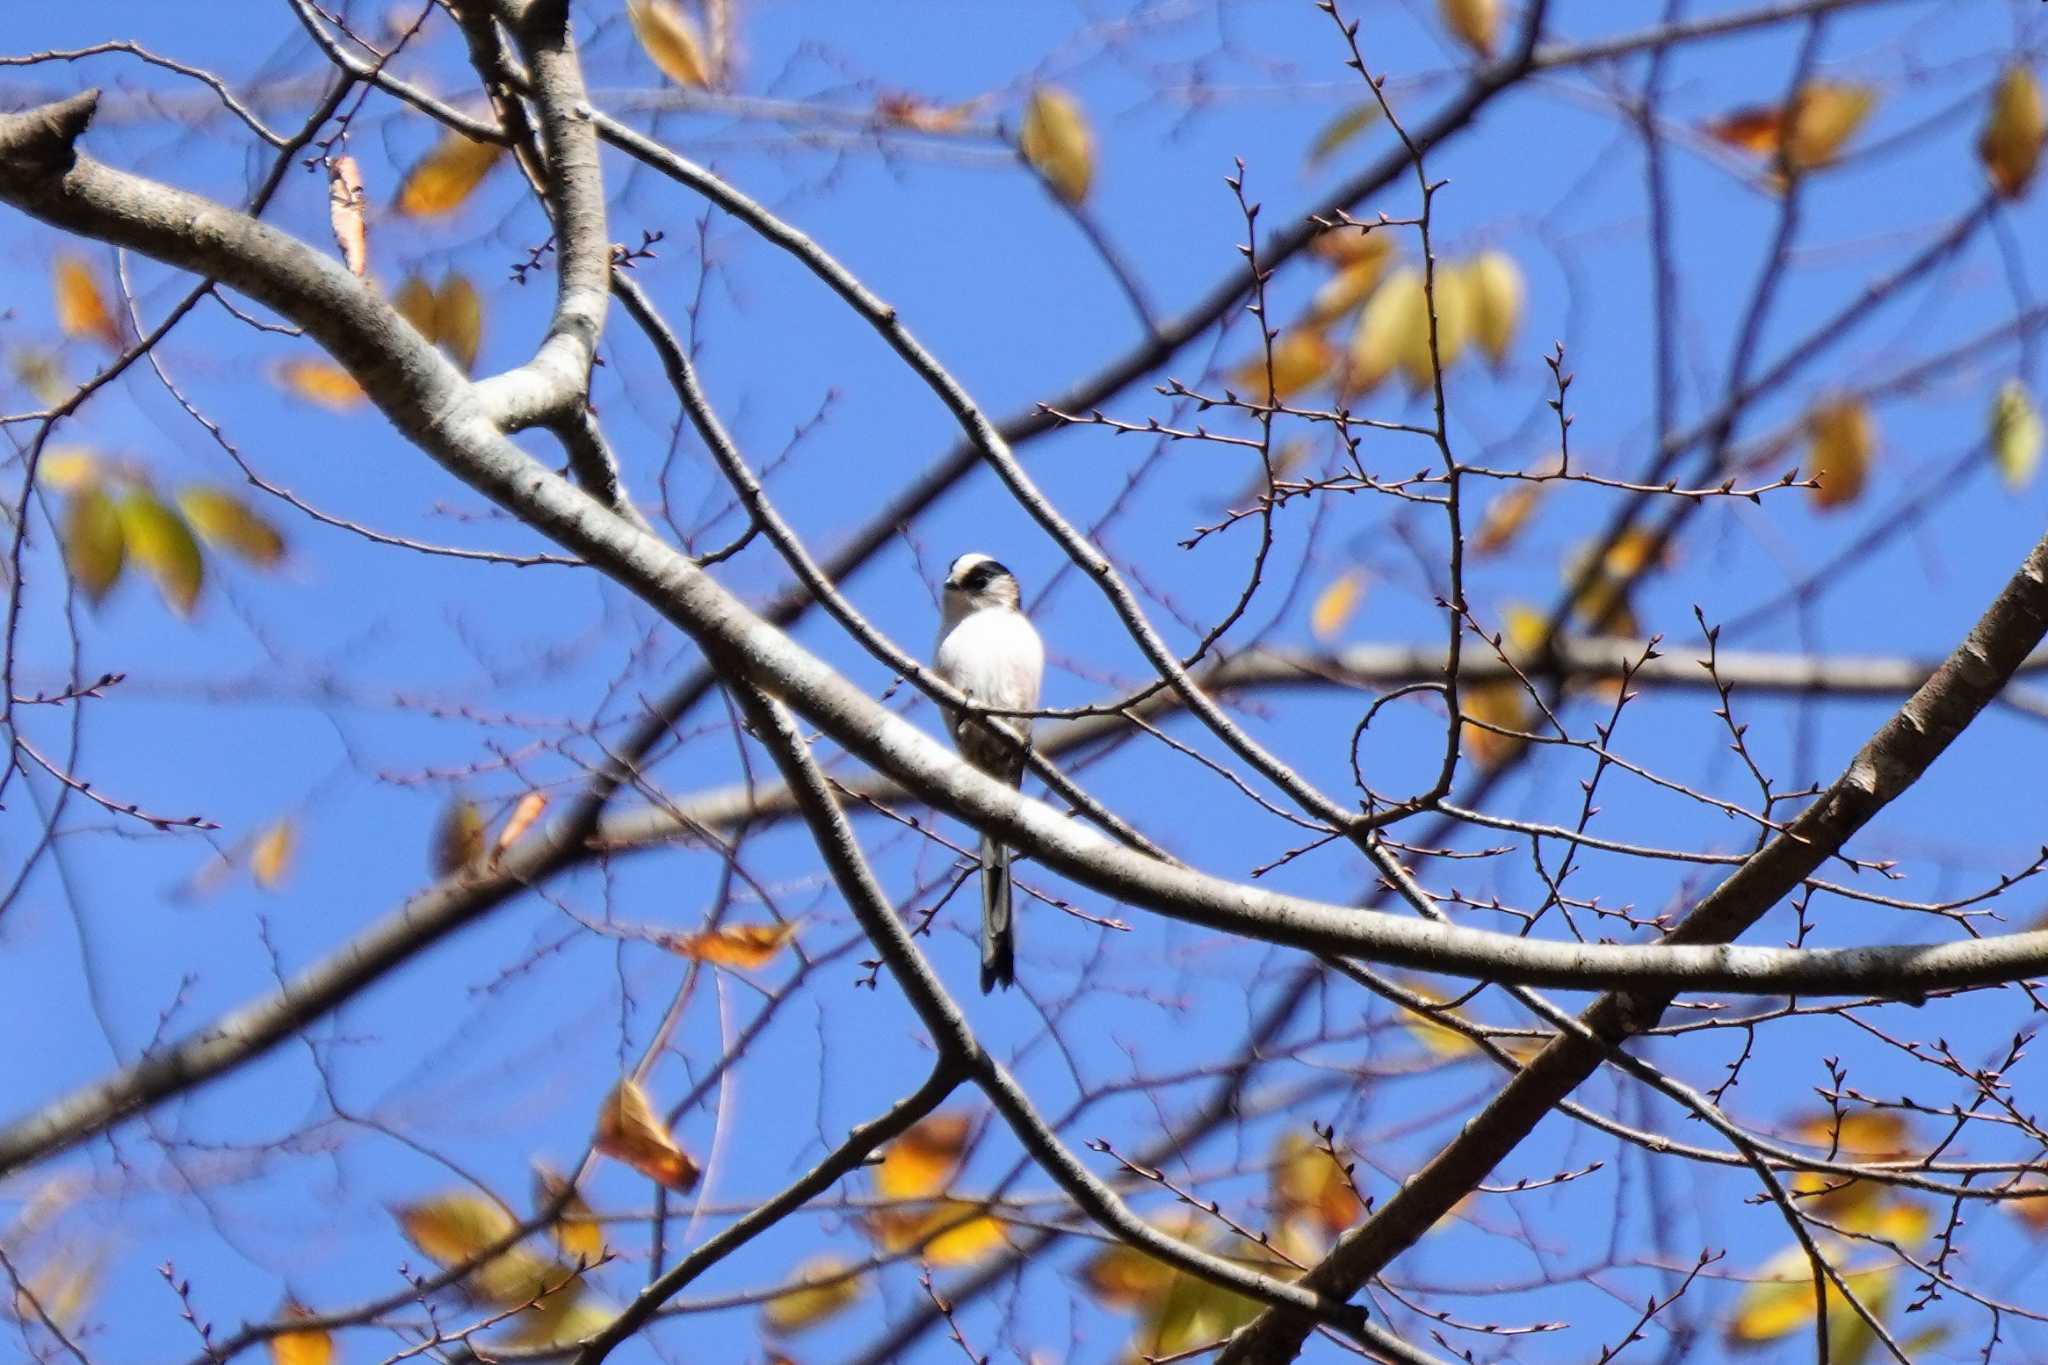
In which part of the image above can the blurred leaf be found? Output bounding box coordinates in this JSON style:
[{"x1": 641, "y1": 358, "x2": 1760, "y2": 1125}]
[
  {"x1": 1417, "y1": 260, "x2": 1473, "y2": 386},
  {"x1": 275, "y1": 358, "x2": 367, "y2": 411},
  {"x1": 327, "y1": 154, "x2": 368, "y2": 276},
  {"x1": 61, "y1": 484, "x2": 125, "y2": 604},
  {"x1": 53, "y1": 254, "x2": 122, "y2": 349},
  {"x1": 1304, "y1": 239, "x2": 1394, "y2": 326},
  {"x1": 594, "y1": 1078, "x2": 701, "y2": 1192},
  {"x1": 116, "y1": 488, "x2": 203, "y2": 616},
  {"x1": 37, "y1": 447, "x2": 103, "y2": 492},
  {"x1": 1560, "y1": 534, "x2": 1650, "y2": 638},
  {"x1": 10, "y1": 1244, "x2": 101, "y2": 1333},
  {"x1": 1979, "y1": 64, "x2": 2044, "y2": 199},
  {"x1": 762, "y1": 1255, "x2": 863, "y2": 1335},
  {"x1": 1395, "y1": 977, "x2": 1479, "y2": 1058},
  {"x1": 500, "y1": 1283, "x2": 611, "y2": 1347},
  {"x1": 1501, "y1": 602, "x2": 1547, "y2": 654},
  {"x1": 1140, "y1": 1259, "x2": 1261, "y2": 1359},
  {"x1": 395, "y1": 133, "x2": 503, "y2": 217},
  {"x1": 875, "y1": 1113, "x2": 971, "y2": 1201},
  {"x1": 432, "y1": 796, "x2": 487, "y2": 876},
  {"x1": 1460, "y1": 678, "x2": 1530, "y2": 767},
  {"x1": 1439, "y1": 0, "x2": 1499, "y2": 57},
  {"x1": 1471, "y1": 483, "x2": 1539, "y2": 556},
  {"x1": 270, "y1": 1303, "x2": 332, "y2": 1365},
  {"x1": 177, "y1": 487, "x2": 286, "y2": 566},
  {"x1": 1725, "y1": 1244, "x2": 1893, "y2": 1357},
  {"x1": 629, "y1": 0, "x2": 715, "y2": 89},
  {"x1": 1467, "y1": 250, "x2": 1523, "y2": 368},
  {"x1": 1313, "y1": 226, "x2": 1390, "y2": 267},
  {"x1": 1020, "y1": 87, "x2": 1094, "y2": 205},
  {"x1": 1709, "y1": 83, "x2": 1875, "y2": 173},
  {"x1": 866, "y1": 1200, "x2": 1007, "y2": 1265},
  {"x1": 1309, "y1": 570, "x2": 1365, "y2": 642},
  {"x1": 1793, "y1": 1110, "x2": 1910, "y2": 1157},
  {"x1": 1991, "y1": 379, "x2": 2043, "y2": 490},
  {"x1": 2005, "y1": 1178, "x2": 2048, "y2": 1232},
  {"x1": 533, "y1": 1163, "x2": 605, "y2": 1264},
  {"x1": 12, "y1": 348, "x2": 72, "y2": 405},
  {"x1": 495, "y1": 791, "x2": 549, "y2": 860},
  {"x1": 1271, "y1": 1131, "x2": 1362, "y2": 1236},
  {"x1": 1306, "y1": 103, "x2": 1380, "y2": 166},
  {"x1": 1345, "y1": 266, "x2": 1426, "y2": 396},
  {"x1": 663, "y1": 921, "x2": 799, "y2": 970},
  {"x1": 1805, "y1": 395, "x2": 1875, "y2": 509},
  {"x1": 397, "y1": 1192, "x2": 561, "y2": 1306},
  {"x1": 1230, "y1": 329, "x2": 1334, "y2": 403},
  {"x1": 392, "y1": 274, "x2": 485, "y2": 374},
  {"x1": 875, "y1": 92, "x2": 981, "y2": 134},
  {"x1": 251, "y1": 819, "x2": 296, "y2": 891},
  {"x1": 394, "y1": 274, "x2": 438, "y2": 335}
]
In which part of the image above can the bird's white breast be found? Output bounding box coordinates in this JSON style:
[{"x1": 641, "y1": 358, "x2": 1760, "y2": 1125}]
[{"x1": 936, "y1": 607, "x2": 1044, "y2": 712}]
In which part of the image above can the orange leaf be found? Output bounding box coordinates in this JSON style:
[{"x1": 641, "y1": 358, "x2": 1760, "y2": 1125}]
[
  {"x1": 1979, "y1": 64, "x2": 2045, "y2": 199},
  {"x1": 875, "y1": 1112, "x2": 971, "y2": 1201},
  {"x1": 270, "y1": 1303, "x2": 333, "y2": 1365},
  {"x1": 251, "y1": 819, "x2": 296, "y2": 891},
  {"x1": 663, "y1": 921, "x2": 799, "y2": 970},
  {"x1": 1309, "y1": 571, "x2": 1366, "y2": 642},
  {"x1": 274, "y1": 358, "x2": 367, "y2": 411},
  {"x1": 1229, "y1": 329, "x2": 1334, "y2": 403},
  {"x1": 495, "y1": 792, "x2": 548, "y2": 860},
  {"x1": 594, "y1": 1078, "x2": 701, "y2": 1192},
  {"x1": 532, "y1": 1164, "x2": 605, "y2": 1264},
  {"x1": 1460, "y1": 679, "x2": 1530, "y2": 768},
  {"x1": 1805, "y1": 395, "x2": 1875, "y2": 509},
  {"x1": 327, "y1": 155, "x2": 368, "y2": 276},
  {"x1": 53, "y1": 254, "x2": 122, "y2": 349},
  {"x1": 1270, "y1": 1131, "x2": 1363, "y2": 1236},
  {"x1": 395, "y1": 132, "x2": 503, "y2": 217},
  {"x1": 1439, "y1": 0, "x2": 1499, "y2": 58},
  {"x1": 875, "y1": 93, "x2": 979, "y2": 134}
]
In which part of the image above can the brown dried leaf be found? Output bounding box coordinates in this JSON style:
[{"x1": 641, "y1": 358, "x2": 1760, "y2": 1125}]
[
  {"x1": 1979, "y1": 64, "x2": 2044, "y2": 199},
  {"x1": 663, "y1": 921, "x2": 799, "y2": 970},
  {"x1": 1805, "y1": 394, "x2": 1875, "y2": 509},
  {"x1": 594, "y1": 1078, "x2": 701, "y2": 1192},
  {"x1": 432, "y1": 796, "x2": 487, "y2": 876},
  {"x1": 327, "y1": 155, "x2": 368, "y2": 276}
]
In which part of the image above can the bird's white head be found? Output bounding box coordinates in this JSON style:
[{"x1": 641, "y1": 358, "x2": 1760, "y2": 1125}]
[{"x1": 943, "y1": 552, "x2": 1022, "y2": 614}]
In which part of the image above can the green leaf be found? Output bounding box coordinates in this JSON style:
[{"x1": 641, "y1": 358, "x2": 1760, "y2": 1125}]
[
  {"x1": 62, "y1": 484, "x2": 125, "y2": 603},
  {"x1": 177, "y1": 487, "x2": 286, "y2": 566},
  {"x1": 115, "y1": 489, "x2": 204, "y2": 616},
  {"x1": 1306, "y1": 104, "x2": 1381, "y2": 166}
]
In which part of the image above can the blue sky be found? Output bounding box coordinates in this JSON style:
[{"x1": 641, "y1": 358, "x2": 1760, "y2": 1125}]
[{"x1": 5, "y1": 1, "x2": 2048, "y2": 1361}]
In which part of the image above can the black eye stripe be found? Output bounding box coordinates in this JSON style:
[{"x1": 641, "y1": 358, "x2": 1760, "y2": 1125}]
[{"x1": 960, "y1": 559, "x2": 1010, "y2": 590}]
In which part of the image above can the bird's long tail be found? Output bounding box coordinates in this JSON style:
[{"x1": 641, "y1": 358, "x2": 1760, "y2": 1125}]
[{"x1": 979, "y1": 833, "x2": 1015, "y2": 993}]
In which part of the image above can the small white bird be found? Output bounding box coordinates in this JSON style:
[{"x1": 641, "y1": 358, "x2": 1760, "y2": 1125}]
[{"x1": 935, "y1": 552, "x2": 1045, "y2": 992}]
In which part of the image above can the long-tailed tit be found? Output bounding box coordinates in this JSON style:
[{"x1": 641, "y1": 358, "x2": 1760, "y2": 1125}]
[{"x1": 935, "y1": 552, "x2": 1045, "y2": 993}]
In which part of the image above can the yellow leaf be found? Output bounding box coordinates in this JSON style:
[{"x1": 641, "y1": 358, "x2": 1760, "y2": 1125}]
[
  {"x1": 1806, "y1": 395, "x2": 1875, "y2": 509},
  {"x1": 1979, "y1": 64, "x2": 2045, "y2": 199},
  {"x1": 1471, "y1": 483, "x2": 1539, "y2": 556},
  {"x1": 37, "y1": 447, "x2": 103, "y2": 492},
  {"x1": 327, "y1": 154, "x2": 368, "y2": 277},
  {"x1": 1304, "y1": 242, "x2": 1394, "y2": 326},
  {"x1": 1419, "y1": 261, "x2": 1474, "y2": 386},
  {"x1": 875, "y1": 1112, "x2": 971, "y2": 1200},
  {"x1": 1439, "y1": 0, "x2": 1500, "y2": 58},
  {"x1": 395, "y1": 132, "x2": 503, "y2": 217},
  {"x1": 11, "y1": 347, "x2": 71, "y2": 405},
  {"x1": 394, "y1": 275, "x2": 438, "y2": 336},
  {"x1": 271, "y1": 1303, "x2": 333, "y2": 1365},
  {"x1": 1500, "y1": 602, "x2": 1547, "y2": 654},
  {"x1": 594, "y1": 1078, "x2": 701, "y2": 1192},
  {"x1": 662, "y1": 921, "x2": 799, "y2": 970},
  {"x1": 1786, "y1": 83, "x2": 1876, "y2": 169},
  {"x1": 1395, "y1": 977, "x2": 1479, "y2": 1058},
  {"x1": 434, "y1": 273, "x2": 484, "y2": 374},
  {"x1": 1345, "y1": 266, "x2": 1426, "y2": 397},
  {"x1": 629, "y1": 0, "x2": 715, "y2": 90},
  {"x1": 1140, "y1": 1261, "x2": 1262, "y2": 1358},
  {"x1": 762, "y1": 1255, "x2": 863, "y2": 1335},
  {"x1": 1460, "y1": 679, "x2": 1530, "y2": 767},
  {"x1": 500, "y1": 1286, "x2": 613, "y2": 1347},
  {"x1": 1230, "y1": 329, "x2": 1334, "y2": 403},
  {"x1": 919, "y1": 1205, "x2": 1008, "y2": 1266},
  {"x1": 1725, "y1": 1244, "x2": 1894, "y2": 1350},
  {"x1": 1309, "y1": 570, "x2": 1366, "y2": 642},
  {"x1": 1991, "y1": 379, "x2": 2043, "y2": 490},
  {"x1": 533, "y1": 1163, "x2": 605, "y2": 1264},
  {"x1": 275, "y1": 358, "x2": 367, "y2": 411},
  {"x1": 1466, "y1": 250, "x2": 1523, "y2": 368},
  {"x1": 1313, "y1": 226, "x2": 1390, "y2": 268},
  {"x1": 11, "y1": 1245, "x2": 102, "y2": 1333},
  {"x1": 61, "y1": 484, "x2": 125, "y2": 604},
  {"x1": 432, "y1": 796, "x2": 487, "y2": 876},
  {"x1": 116, "y1": 488, "x2": 203, "y2": 616},
  {"x1": 177, "y1": 487, "x2": 286, "y2": 566},
  {"x1": 251, "y1": 819, "x2": 296, "y2": 891},
  {"x1": 1793, "y1": 1109, "x2": 1910, "y2": 1158},
  {"x1": 397, "y1": 1192, "x2": 564, "y2": 1307},
  {"x1": 1020, "y1": 87, "x2": 1094, "y2": 205},
  {"x1": 53, "y1": 254, "x2": 122, "y2": 349},
  {"x1": 1306, "y1": 103, "x2": 1381, "y2": 166},
  {"x1": 1271, "y1": 1131, "x2": 1363, "y2": 1236},
  {"x1": 495, "y1": 792, "x2": 548, "y2": 860}
]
